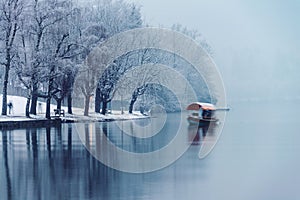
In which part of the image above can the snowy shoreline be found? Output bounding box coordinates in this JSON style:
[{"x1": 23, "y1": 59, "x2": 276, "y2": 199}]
[
  {"x1": 0, "y1": 95, "x2": 149, "y2": 128},
  {"x1": 0, "y1": 114, "x2": 149, "y2": 130}
]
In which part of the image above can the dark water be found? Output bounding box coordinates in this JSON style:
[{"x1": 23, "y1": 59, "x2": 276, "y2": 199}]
[{"x1": 1, "y1": 101, "x2": 300, "y2": 200}]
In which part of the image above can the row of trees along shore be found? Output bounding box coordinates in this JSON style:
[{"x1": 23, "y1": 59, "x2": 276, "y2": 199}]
[{"x1": 0, "y1": 0, "x2": 213, "y2": 119}]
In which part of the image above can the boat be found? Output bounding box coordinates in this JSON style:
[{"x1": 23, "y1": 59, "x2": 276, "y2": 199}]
[{"x1": 186, "y1": 102, "x2": 219, "y2": 126}]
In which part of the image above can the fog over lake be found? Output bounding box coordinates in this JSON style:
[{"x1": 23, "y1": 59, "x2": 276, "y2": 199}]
[{"x1": 130, "y1": 0, "x2": 300, "y2": 102}]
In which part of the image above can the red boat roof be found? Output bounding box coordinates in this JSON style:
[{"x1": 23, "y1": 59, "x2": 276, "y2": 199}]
[{"x1": 186, "y1": 102, "x2": 216, "y2": 111}]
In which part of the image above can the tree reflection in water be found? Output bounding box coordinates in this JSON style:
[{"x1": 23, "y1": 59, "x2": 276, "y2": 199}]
[
  {"x1": 2, "y1": 130, "x2": 12, "y2": 200},
  {"x1": 0, "y1": 115, "x2": 220, "y2": 200}
]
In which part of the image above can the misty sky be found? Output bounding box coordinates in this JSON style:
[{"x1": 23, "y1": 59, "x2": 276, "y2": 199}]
[{"x1": 128, "y1": 0, "x2": 300, "y2": 101}]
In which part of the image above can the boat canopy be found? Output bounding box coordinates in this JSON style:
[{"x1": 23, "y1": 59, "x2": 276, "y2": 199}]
[{"x1": 186, "y1": 102, "x2": 216, "y2": 111}]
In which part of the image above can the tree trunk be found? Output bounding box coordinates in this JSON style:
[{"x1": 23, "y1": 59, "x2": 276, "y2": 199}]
[
  {"x1": 67, "y1": 92, "x2": 72, "y2": 114},
  {"x1": 25, "y1": 97, "x2": 31, "y2": 118},
  {"x1": 129, "y1": 100, "x2": 135, "y2": 114},
  {"x1": 129, "y1": 94, "x2": 138, "y2": 114},
  {"x1": 30, "y1": 85, "x2": 38, "y2": 115},
  {"x1": 95, "y1": 88, "x2": 101, "y2": 113},
  {"x1": 84, "y1": 96, "x2": 90, "y2": 116},
  {"x1": 128, "y1": 86, "x2": 148, "y2": 114},
  {"x1": 101, "y1": 101, "x2": 107, "y2": 115},
  {"x1": 1, "y1": 65, "x2": 9, "y2": 115},
  {"x1": 121, "y1": 95, "x2": 124, "y2": 114},
  {"x1": 56, "y1": 98, "x2": 62, "y2": 110},
  {"x1": 46, "y1": 97, "x2": 51, "y2": 119}
]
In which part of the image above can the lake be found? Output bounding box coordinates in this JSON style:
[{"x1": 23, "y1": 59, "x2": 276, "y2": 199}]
[{"x1": 1, "y1": 101, "x2": 300, "y2": 200}]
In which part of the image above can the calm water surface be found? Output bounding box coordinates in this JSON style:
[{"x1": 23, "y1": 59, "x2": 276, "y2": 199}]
[{"x1": 1, "y1": 101, "x2": 300, "y2": 200}]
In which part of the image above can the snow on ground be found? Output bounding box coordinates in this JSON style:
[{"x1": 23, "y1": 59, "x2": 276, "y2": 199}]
[{"x1": 0, "y1": 95, "x2": 147, "y2": 122}]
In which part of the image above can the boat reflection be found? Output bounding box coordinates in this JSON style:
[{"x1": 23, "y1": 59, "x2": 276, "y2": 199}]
[{"x1": 187, "y1": 123, "x2": 218, "y2": 145}]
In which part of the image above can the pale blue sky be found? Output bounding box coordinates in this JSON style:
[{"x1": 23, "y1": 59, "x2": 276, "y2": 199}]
[{"x1": 128, "y1": 0, "x2": 300, "y2": 101}]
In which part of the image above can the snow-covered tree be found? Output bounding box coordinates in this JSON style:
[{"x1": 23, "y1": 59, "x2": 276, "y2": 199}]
[
  {"x1": 113, "y1": 49, "x2": 163, "y2": 114},
  {"x1": 171, "y1": 23, "x2": 213, "y2": 56},
  {"x1": 0, "y1": 0, "x2": 24, "y2": 115},
  {"x1": 73, "y1": 0, "x2": 143, "y2": 115},
  {"x1": 21, "y1": 0, "x2": 71, "y2": 116},
  {"x1": 14, "y1": 0, "x2": 78, "y2": 118},
  {"x1": 74, "y1": 46, "x2": 110, "y2": 116},
  {"x1": 41, "y1": 1, "x2": 81, "y2": 119}
]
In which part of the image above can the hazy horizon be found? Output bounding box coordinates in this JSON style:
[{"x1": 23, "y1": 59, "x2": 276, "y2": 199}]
[{"x1": 127, "y1": 0, "x2": 300, "y2": 103}]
